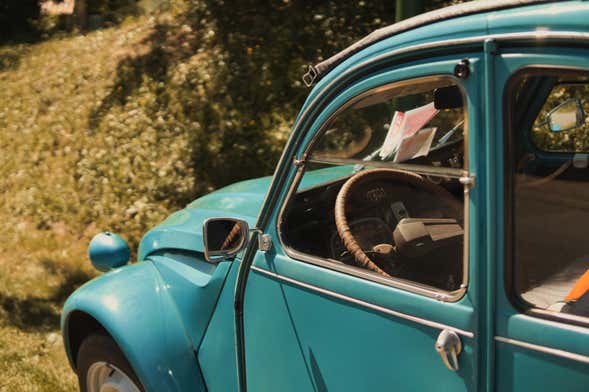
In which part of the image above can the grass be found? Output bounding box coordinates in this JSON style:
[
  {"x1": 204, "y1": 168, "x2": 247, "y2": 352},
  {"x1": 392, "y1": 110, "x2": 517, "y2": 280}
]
[
  {"x1": 0, "y1": 19, "x2": 155, "y2": 392},
  {"x1": 0, "y1": 217, "x2": 94, "y2": 391},
  {"x1": 0, "y1": 8, "x2": 261, "y2": 388}
]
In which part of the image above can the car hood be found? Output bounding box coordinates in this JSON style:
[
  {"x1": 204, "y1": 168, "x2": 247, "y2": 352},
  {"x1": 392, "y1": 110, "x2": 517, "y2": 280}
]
[
  {"x1": 138, "y1": 166, "x2": 353, "y2": 260},
  {"x1": 138, "y1": 175, "x2": 273, "y2": 260}
]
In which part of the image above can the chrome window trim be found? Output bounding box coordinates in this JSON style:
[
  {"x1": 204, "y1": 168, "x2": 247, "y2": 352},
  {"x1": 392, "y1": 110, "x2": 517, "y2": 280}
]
[
  {"x1": 276, "y1": 75, "x2": 470, "y2": 302},
  {"x1": 495, "y1": 336, "x2": 589, "y2": 365},
  {"x1": 528, "y1": 307, "x2": 589, "y2": 328},
  {"x1": 307, "y1": 158, "x2": 465, "y2": 179},
  {"x1": 281, "y1": 242, "x2": 462, "y2": 301},
  {"x1": 251, "y1": 265, "x2": 474, "y2": 338}
]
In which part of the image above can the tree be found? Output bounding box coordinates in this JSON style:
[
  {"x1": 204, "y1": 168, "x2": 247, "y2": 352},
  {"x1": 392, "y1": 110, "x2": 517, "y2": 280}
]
[
  {"x1": 396, "y1": 0, "x2": 426, "y2": 22},
  {"x1": 0, "y1": 0, "x2": 41, "y2": 43}
]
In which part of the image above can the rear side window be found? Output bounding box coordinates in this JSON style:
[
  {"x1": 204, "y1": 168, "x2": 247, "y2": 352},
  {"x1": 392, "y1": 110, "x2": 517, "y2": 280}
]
[{"x1": 508, "y1": 69, "x2": 589, "y2": 324}]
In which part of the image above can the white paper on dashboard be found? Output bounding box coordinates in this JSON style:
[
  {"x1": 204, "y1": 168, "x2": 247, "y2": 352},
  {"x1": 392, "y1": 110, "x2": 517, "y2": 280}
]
[
  {"x1": 379, "y1": 102, "x2": 438, "y2": 160},
  {"x1": 379, "y1": 111, "x2": 405, "y2": 159},
  {"x1": 393, "y1": 127, "x2": 437, "y2": 163},
  {"x1": 401, "y1": 102, "x2": 439, "y2": 138}
]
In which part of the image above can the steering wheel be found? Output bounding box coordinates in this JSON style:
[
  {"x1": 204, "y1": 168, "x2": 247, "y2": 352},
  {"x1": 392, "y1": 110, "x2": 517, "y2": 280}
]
[{"x1": 334, "y1": 168, "x2": 462, "y2": 278}]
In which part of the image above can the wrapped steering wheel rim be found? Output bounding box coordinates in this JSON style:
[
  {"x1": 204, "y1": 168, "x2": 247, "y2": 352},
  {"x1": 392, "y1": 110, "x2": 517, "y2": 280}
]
[{"x1": 334, "y1": 168, "x2": 462, "y2": 278}]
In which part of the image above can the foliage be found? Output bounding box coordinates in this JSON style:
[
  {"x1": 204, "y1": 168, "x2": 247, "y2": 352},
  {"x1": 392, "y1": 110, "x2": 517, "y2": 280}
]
[
  {"x1": 86, "y1": 0, "x2": 143, "y2": 25},
  {"x1": 0, "y1": 20, "x2": 162, "y2": 248},
  {"x1": 88, "y1": 0, "x2": 138, "y2": 14},
  {"x1": 531, "y1": 81, "x2": 589, "y2": 153},
  {"x1": 0, "y1": 0, "x2": 41, "y2": 43},
  {"x1": 1, "y1": 0, "x2": 410, "y2": 247},
  {"x1": 1, "y1": 0, "x2": 468, "y2": 253}
]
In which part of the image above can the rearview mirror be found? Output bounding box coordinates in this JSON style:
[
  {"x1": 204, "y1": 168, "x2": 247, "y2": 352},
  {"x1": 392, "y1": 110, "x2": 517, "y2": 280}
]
[
  {"x1": 203, "y1": 218, "x2": 249, "y2": 262},
  {"x1": 546, "y1": 98, "x2": 585, "y2": 132},
  {"x1": 434, "y1": 86, "x2": 463, "y2": 110}
]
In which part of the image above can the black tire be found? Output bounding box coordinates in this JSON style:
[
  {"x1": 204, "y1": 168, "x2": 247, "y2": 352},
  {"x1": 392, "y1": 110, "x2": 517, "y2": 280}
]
[{"x1": 76, "y1": 333, "x2": 145, "y2": 392}]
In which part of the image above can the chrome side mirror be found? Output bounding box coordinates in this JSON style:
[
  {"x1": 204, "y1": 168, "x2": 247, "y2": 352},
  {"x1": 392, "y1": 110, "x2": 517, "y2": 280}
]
[
  {"x1": 546, "y1": 98, "x2": 585, "y2": 132},
  {"x1": 203, "y1": 218, "x2": 249, "y2": 262}
]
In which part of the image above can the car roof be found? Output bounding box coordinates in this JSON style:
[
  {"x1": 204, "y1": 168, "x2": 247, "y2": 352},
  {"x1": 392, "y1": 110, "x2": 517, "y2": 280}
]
[{"x1": 303, "y1": 0, "x2": 559, "y2": 87}]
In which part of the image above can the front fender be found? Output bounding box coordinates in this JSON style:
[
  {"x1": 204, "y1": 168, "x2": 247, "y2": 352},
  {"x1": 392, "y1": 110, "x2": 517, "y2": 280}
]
[{"x1": 61, "y1": 261, "x2": 205, "y2": 391}]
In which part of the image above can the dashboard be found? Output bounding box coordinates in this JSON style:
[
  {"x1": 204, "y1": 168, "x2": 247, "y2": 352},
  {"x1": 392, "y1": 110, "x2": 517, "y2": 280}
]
[
  {"x1": 280, "y1": 171, "x2": 464, "y2": 291},
  {"x1": 281, "y1": 173, "x2": 463, "y2": 262}
]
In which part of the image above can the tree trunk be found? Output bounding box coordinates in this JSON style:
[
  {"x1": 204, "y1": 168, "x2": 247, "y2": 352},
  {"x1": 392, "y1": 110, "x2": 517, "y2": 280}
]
[
  {"x1": 74, "y1": 0, "x2": 87, "y2": 31},
  {"x1": 395, "y1": 0, "x2": 426, "y2": 22}
]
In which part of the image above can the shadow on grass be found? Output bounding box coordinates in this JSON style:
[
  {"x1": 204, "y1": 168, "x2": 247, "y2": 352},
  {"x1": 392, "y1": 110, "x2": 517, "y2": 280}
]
[
  {"x1": 85, "y1": 13, "x2": 285, "y2": 195},
  {"x1": 0, "y1": 294, "x2": 60, "y2": 332},
  {"x1": 0, "y1": 260, "x2": 93, "y2": 332},
  {"x1": 87, "y1": 25, "x2": 174, "y2": 129}
]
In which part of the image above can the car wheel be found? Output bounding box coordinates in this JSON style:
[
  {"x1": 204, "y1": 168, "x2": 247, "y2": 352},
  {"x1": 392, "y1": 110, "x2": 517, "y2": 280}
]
[{"x1": 77, "y1": 333, "x2": 144, "y2": 392}]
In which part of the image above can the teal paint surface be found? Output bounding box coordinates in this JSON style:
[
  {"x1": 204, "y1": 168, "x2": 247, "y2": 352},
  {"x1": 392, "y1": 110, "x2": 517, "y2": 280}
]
[
  {"x1": 149, "y1": 254, "x2": 233, "y2": 349},
  {"x1": 61, "y1": 261, "x2": 206, "y2": 391},
  {"x1": 496, "y1": 342, "x2": 589, "y2": 392},
  {"x1": 246, "y1": 252, "x2": 476, "y2": 391},
  {"x1": 197, "y1": 260, "x2": 240, "y2": 391},
  {"x1": 88, "y1": 232, "x2": 131, "y2": 271},
  {"x1": 482, "y1": 38, "x2": 498, "y2": 392}
]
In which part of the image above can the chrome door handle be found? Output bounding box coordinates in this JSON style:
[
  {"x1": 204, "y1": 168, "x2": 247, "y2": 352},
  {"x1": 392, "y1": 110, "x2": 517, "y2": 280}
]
[{"x1": 435, "y1": 329, "x2": 462, "y2": 371}]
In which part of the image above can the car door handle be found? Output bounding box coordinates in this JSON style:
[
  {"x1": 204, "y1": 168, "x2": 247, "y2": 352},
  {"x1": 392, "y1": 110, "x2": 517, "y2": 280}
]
[{"x1": 435, "y1": 329, "x2": 462, "y2": 371}]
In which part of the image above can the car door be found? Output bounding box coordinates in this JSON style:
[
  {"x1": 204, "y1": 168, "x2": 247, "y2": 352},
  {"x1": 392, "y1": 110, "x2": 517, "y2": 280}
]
[
  {"x1": 494, "y1": 47, "x2": 589, "y2": 391},
  {"x1": 242, "y1": 53, "x2": 484, "y2": 391}
]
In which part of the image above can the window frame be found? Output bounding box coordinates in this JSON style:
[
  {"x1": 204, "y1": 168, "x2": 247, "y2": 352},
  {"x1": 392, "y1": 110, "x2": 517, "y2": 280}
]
[
  {"x1": 504, "y1": 65, "x2": 589, "y2": 328},
  {"x1": 276, "y1": 74, "x2": 470, "y2": 302}
]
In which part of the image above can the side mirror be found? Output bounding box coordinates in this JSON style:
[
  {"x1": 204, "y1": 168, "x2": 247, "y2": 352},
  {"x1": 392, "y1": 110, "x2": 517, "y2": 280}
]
[
  {"x1": 546, "y1": 98, "x2": 585, "y2": 132},
  {"x1": 203, "y1": 218, "x2": 249, "y2": 262}
]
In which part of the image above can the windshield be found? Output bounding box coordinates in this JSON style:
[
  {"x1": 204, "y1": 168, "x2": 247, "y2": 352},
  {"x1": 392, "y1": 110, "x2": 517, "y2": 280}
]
[{"x1": 309, "y1": 77, "x2": 465, "y2": 174}]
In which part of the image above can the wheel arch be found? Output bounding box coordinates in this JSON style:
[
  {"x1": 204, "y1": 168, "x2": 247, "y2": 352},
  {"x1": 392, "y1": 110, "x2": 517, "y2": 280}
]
[
  {"x1": 61, "y1": 261, "x2": 206, "y2": 391},
  {"x1": 63, "y1": 310, "x2": 109, "y2": 370}
]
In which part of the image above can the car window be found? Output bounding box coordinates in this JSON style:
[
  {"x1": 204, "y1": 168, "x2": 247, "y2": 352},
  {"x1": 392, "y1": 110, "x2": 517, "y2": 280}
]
[
  {"x1": 311, "y1": 78, "x2": 464, "y2": 167},
  {"x1": 280, "y1": 76, "x2": 468, "y2": 298},
  {"x1": 508, "y1": 69, "x2": 589, "y2": 324}
]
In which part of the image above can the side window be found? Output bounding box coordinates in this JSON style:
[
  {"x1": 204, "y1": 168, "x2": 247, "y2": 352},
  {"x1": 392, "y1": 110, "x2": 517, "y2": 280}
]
[
  {"x1": 280, "y1": 76, "x2": 468, "y2": 298},
  {"x1": 508, "y1": 69, "x2": 589, "y2": 323}
]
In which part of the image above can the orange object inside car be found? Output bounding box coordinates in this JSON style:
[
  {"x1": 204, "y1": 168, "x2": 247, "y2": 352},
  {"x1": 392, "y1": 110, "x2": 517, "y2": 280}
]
[{"x1": 565, "y1": 269, "x2": 589, "y2": 301}]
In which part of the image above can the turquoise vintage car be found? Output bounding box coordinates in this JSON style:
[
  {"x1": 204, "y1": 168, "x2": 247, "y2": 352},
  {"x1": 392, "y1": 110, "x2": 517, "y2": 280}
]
[{"x1": 61, "y1": 1, "x2": 589, "y2": 391}]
